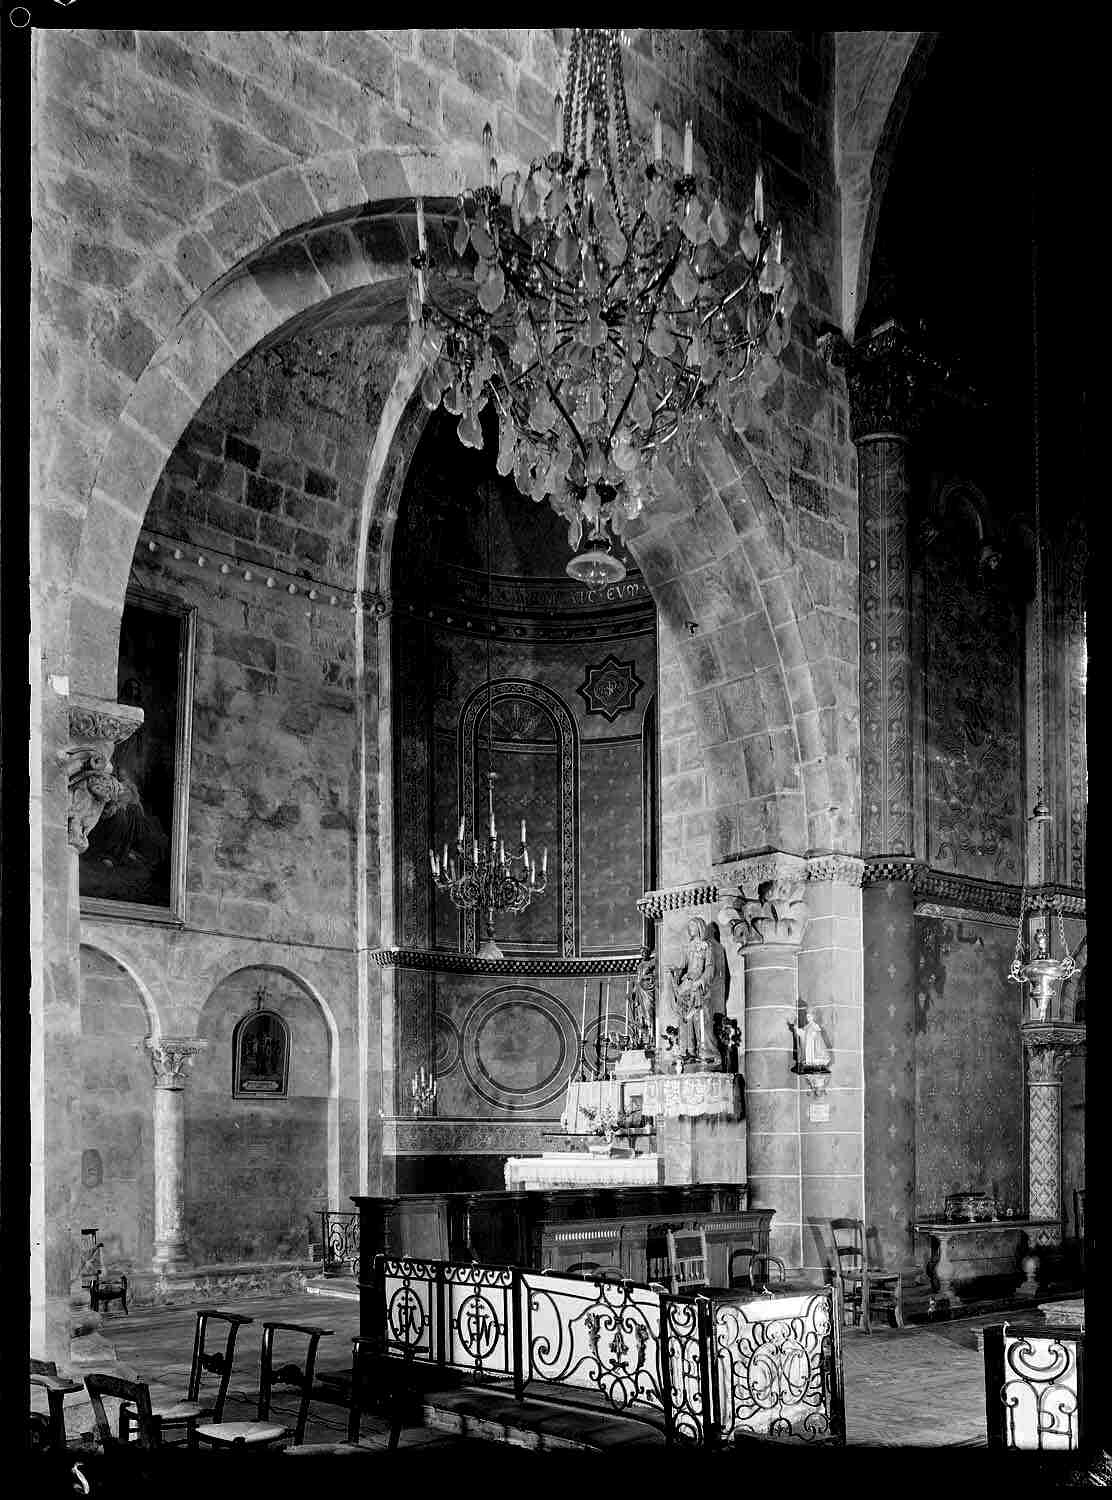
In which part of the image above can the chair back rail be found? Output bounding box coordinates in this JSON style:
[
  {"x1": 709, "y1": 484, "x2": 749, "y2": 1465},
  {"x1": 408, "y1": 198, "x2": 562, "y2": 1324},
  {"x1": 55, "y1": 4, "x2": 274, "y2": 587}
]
[
  {"x1": 259, "y1": 1321, "x2": 333, "y2": 1446},
  {"x1": 371, "y1": 1252, "x2": 843, "y2": 1448},
  {"x1": 85, "y1": 1374, "x2": 162, "y2": 1450},
  {"x1": 185, "y1": 1308, "x2": 255, "y2": 1417}
]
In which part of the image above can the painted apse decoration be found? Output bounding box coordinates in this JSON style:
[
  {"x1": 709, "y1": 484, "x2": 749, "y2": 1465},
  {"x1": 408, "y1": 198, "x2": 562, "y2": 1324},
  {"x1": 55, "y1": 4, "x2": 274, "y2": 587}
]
[
  {"x1": 577, "y1": 655, "x2": 644, "y2": 722},
  {"x1": 80, "y1": 590, "x2": 195, "y2": 920}
]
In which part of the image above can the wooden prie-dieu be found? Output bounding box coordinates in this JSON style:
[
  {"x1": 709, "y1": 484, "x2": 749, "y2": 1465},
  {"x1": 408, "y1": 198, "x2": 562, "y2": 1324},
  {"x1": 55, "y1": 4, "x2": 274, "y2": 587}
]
[{"x1": 353, "y1": 1185, "x2": 773, "y2": 1325}]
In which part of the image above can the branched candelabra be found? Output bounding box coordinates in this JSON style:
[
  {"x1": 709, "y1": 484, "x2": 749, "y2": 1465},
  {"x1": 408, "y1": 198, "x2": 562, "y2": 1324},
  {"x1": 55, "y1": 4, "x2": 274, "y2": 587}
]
[
  {"x1": 430, "y1": 771, "x2": 547, "y2": 960},
  {"x1": 410, "y1": 1066, "x2": 437, "y2": 1117}
]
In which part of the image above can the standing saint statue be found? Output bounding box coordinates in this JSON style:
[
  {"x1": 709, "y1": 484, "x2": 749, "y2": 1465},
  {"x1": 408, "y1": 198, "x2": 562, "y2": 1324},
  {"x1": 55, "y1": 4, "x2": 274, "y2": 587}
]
[
  {"x1": 630, "y1": 951, "x2": 657, "y2": 1049},
  {"x1": 788, "y1": 1009, "x2": 830, "y2": 1071},
  {"x1": 668, "y1": 917, "x2": 725, "y2": 1070}
]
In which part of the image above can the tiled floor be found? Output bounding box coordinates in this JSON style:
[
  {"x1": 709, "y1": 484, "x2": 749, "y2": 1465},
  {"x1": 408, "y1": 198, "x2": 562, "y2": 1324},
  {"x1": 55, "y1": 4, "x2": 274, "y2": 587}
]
[{"x1": 68, "y1": 1286, "x2": 1079, "y2": 1452}]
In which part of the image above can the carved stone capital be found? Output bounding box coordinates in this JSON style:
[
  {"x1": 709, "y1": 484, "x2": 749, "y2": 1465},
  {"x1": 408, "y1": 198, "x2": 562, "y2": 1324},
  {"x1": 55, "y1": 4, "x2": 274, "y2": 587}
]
[
  {"x1": 842, "y1": 320, "x2": 953, "y2": 443},
  {"x1": 145, "y1": 1037, "x2": 207, "y2": 1089},
  {"x1": 1022, "y1": 1023, "x2": 1085, "y2": 1083},
  {"x1": 717, "y1": 853, "x2": 809, "y2": 950},
  {"x1": 58, "y1": 694, "x2": 144, "y2": 852}
]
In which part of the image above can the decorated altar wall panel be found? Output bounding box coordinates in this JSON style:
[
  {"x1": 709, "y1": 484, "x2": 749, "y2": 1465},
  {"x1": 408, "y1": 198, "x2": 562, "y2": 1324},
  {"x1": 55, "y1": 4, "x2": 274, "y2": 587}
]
[
  {"x1": 914, "y1": 916, "x2": 1023, "y2": 1213},
  {"x1": 403, "y1": 622, "x2": 654, "y2": 957},
  {"x1": 185, "y1": 968, "x2": 329, "y2": 1263},
  {"x1": 427, "y1": 972, "x2": 630, "y2": 1121}
]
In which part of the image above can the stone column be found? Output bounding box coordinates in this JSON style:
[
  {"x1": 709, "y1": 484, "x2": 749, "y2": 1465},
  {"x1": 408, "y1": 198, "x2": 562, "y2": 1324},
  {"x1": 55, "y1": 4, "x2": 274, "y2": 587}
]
[
  {"x1": 1022, "y1": 1023, "x2": 1085, "y2": 1248},
  {"x1": 843, "y1": 324, "x2": 928, "y2": 1275},
  {"x1": 145, "y1": 1038, "x2": 206, "y2": 1271},
  {"x1": 41, "y1": 697, "x2": 144, "y2": 1359},
  {"x1": 718, "y1": 852, "x2": 809, "y2": 1272}
]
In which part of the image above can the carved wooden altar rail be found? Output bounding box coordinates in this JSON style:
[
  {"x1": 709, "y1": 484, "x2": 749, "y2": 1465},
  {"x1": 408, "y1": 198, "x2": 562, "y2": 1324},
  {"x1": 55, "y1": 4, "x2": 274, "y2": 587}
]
[{"x1": 370, "y1": 1253, "x2": 844, "y2": 1448}]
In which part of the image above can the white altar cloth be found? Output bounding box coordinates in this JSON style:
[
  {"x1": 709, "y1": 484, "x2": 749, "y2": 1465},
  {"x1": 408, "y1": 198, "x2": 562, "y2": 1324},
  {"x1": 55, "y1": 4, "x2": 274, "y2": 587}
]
[
  {"x1": 638, "y1": 1072, "x2": 740, "y2": 1120},
  {"x1": 504, "y1": 1152, "x2": 664, "y2": 1191}
]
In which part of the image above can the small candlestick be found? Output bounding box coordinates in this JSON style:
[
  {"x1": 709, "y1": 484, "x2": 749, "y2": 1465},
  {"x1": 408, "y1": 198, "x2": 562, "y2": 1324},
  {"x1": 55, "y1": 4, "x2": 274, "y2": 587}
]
[
  {"x1": 416, "y1": 196, "x2": 427, "y2": 254},
  {"x1": 683, "y1": 119, "x2": 693, "y2": 176},
  {"x1": 542, "y1": 848, "x2": 548, "y2": 875},
  {"x1": 754, "y1": 164, "x2": 764, "y2": 225},
  {"x1": 458, "y1": 816, "x2": 466, "y2": 844},
  {"x1": 520, "y1": 819, "x2": 526, "y2": 845},
  {"x1": 553, "y1": 92, "x2": 563, "y2": 153},
  {"x1": 653, "y1": 105, "x2": 662, "y2": 163}
]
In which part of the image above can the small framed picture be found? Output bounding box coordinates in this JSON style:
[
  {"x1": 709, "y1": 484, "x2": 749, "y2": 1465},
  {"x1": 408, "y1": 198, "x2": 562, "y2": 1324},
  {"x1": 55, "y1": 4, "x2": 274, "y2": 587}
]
[{"x1": 233, "y1": 1007, "x2": 291, "y2": 1099}]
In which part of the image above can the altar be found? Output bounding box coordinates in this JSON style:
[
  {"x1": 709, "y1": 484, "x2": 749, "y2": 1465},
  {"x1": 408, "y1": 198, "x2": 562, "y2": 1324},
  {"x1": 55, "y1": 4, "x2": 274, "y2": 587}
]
[
  {"x1": 914, "y1": 1218, "x2": 1062, "y2": 1306},
  {"x1": 504, "y1": 1151, "x2": 664, "y2": 1190}
]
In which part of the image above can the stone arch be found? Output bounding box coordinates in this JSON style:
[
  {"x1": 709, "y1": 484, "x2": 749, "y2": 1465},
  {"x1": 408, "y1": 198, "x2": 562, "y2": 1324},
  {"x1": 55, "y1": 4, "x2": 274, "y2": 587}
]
[
  {"x1": 835, "y1": 31, "x2": 933, "y2": 337},
  {"x1": 189, "y1": 962, "x2": 340, "y2": 1262},
  {"x1": 624, "y1": 428, "x2": 858, "y2": 865},
  {"x1": 78, "y1": 937, "x2": 163, "y2": 1040},
  {"x1": 67, "y1": 196, "x2": 463, "y2": 701}
]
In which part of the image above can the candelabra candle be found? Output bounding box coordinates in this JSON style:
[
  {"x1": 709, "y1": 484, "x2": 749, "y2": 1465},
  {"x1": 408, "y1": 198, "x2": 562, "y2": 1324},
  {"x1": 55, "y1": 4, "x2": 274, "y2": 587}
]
[
  {"x1": 429, "y1": 769, "x2": 548, "y2": 959},
  {"x1": 411, "y1": 1066, "x2": 437, "y2": 1117}
]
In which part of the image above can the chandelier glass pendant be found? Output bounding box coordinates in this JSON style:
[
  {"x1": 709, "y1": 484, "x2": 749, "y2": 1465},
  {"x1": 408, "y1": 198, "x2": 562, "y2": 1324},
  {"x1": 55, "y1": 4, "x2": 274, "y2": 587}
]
[
  {"x1": 407, "y1": 27, "x2": 796, "y2": 582},
  {"x1": 429, "y1": 491, "x2": 548, "y2": 960}
]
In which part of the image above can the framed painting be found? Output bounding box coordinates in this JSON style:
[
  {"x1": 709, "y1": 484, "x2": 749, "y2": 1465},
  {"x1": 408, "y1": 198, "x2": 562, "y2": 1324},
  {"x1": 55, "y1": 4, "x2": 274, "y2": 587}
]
[
  {"x1": 233, "y1": 1008, "x2": 290, "y2": 1098},
  {"x1": 79, "y1": 588, "x2": 195, "y2": 923}
]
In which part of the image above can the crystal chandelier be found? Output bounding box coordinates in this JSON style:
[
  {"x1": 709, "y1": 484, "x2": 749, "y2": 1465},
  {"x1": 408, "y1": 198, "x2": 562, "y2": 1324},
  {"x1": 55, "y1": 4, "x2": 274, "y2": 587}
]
[
  {"x1": 408, "y1": 27, "x2": 795, "y2": 582},
  {"x1": 428, "y1": 490, "x2": 548, "y2": 960}
]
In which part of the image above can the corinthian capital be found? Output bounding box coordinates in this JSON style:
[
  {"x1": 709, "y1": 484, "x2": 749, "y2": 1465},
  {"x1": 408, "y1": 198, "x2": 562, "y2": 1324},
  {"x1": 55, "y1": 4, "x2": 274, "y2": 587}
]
[
  {"x1": 145, "y1": 1037, "x2": 206, "y2": 1089},
  {"x1": 1022, "y1": 1023, "x2": 1085, "y2": 1083},
  {"x1": 716, "y1": 852, "x2": 809, "y2": 950},
  {"x1": 58, "y1": 694, "x2": 144, "y2": 852}
]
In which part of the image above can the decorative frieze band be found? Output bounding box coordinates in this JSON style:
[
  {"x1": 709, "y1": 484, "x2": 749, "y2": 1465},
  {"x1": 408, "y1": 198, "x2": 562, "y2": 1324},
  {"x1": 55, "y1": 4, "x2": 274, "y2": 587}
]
[
  {"x1": 804, "y1": 855, "x2": 866, "y2": 887},
  {"x1": 636, "y1": 883, "x2": 719, "y2": 920},
  {"x1": 382, "y1": 1118, "x2": 555, "y2": 1155},
  {"x1": 369, "y1": 947, "x2": 640, "y2": 976}
]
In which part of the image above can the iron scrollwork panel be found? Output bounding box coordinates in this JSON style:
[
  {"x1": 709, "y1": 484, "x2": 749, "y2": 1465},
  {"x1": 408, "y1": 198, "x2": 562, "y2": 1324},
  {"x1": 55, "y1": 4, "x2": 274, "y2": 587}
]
[
  {"x1": 711, "y1": 1288, "x2": 841, "y2": 1443},
  {"x1": 443, "y1": 1263, "x2": 516, "y2": 1379},
  {"x1": 321, "y1": 1211, "x2": 360, "y2": 1273},
  {"x1": 999, "y1": 1329, "x2": 1081, "y2": 1450},
  {"x1": 521, "y1": 1271, "x2": 666, "y2": 1420},
  {"x1": 380, "y1": 1255, "x2": 438, "y2": 1362},
  {"x1": 661, "y1": 1294, "x2": 708, "y2": 1446}
]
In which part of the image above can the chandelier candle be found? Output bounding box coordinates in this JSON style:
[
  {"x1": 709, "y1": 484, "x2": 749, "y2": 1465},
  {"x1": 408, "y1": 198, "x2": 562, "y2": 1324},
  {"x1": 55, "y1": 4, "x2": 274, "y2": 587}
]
[{"x1": 408, "y1": 27, "x2": 794, "y2": 578}]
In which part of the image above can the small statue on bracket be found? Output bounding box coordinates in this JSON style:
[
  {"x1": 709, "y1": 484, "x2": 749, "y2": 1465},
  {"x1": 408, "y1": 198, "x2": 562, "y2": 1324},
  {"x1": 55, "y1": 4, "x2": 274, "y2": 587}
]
[{"x1": 788, "y1": 1008, "x2": 830, "y2": 1071}]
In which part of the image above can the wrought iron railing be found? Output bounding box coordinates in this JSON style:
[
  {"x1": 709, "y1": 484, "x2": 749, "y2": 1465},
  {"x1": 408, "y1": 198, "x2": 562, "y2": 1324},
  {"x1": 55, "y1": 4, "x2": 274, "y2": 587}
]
[
  {"x1": 371, "y1": 1253, "x2": 843, "y2": 1448},
  {"x1": 320, "y1": 1210, "x2": 360, "y2": 1275},
  {"x1": 984, "y1": 1323, "x2": 1084, "y2": 1450}
]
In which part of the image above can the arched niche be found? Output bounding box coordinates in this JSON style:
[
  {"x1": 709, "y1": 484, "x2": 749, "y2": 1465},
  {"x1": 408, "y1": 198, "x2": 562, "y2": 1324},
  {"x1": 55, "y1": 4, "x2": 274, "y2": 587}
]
[
  {"x1": 78, "y1": 945, "x2": 157, "y2": 1273},
  {"x1": 187, "y1": 965, "x2": 333, "y2": 1265}
]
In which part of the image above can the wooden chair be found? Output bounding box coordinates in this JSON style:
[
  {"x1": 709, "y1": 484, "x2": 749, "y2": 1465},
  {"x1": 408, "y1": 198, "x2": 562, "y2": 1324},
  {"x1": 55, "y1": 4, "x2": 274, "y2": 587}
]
[
  {"x1": 194, "y1": 1320, "x2": 332, "y2": 1450},
  {"x1": 85, "y1": 1374, "x2": 178, "y2": 1450},
  {"x1": 286, "y1": 1335, "x2": 407, "y2": 1456},
  {"x1": 729, "y1": 1245, "x2": 788, "y2": 1291},
  {"x1": 666, "y1": 1228, "x2": 710, "y2": 1295},
  {"x1": 830, "y1": 1218, "x2": 903, "y2": 1332},
  {"x1": 120, "y1": 1307, "x2": 253, "y2": 1446},
  {"x1": 984, "y1": 1323, "x2": 1084, "y2": 1450},
  {"x1": 29, "y1": 1359, "x2": 83, "y2": 1452}
]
